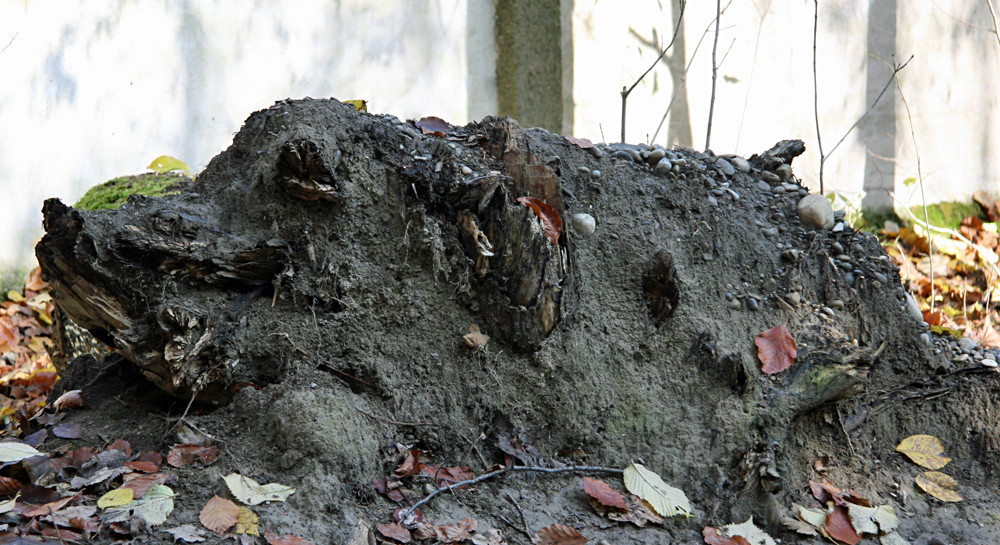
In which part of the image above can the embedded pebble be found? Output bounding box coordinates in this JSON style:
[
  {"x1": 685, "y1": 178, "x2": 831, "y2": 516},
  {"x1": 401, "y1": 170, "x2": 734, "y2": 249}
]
[
  {"x1": 728, "y1": 299, "x2": 742, "y2": 310},
  {"x1": 953, "y1": 353, "x2": 969, "y2": 362},
  {"x1": 772, "y1": 185, "x2": 786, "y2": 194},
  {"x1": 830, "y1": 299, "x2": 845, "y2": 310},
  {"x1": 577, "y1": 166, "x2": 590, "y2": 174},
  {"x1": 715, "y1": 158, "x2": 735, "y2": 176},
  {"x1": 821, "y1": 306, "x2": 836, "y2": 317},
  {"x1": 831, "y1": 242, "x2": 844, "y2": 253},
  {"x1": 591, "y1": 169, "x2": 601, "y2": 178},
  {"x1": 762, "y1": 278, "x2": 778, "y2": 292},
  {"x1": 786, "y1": 292, "x2": 801, "y2": 305},
  {"x1": 832, "y1": 222, "x2": 845, "y2": 232},
  {"x1": 920, "y1": 333, "x2": 931, "y2": 345},
  {"x1": 757, "y1": 181, "x2": 771, "y2": 192},
  {"x1": 654, "y1": 158, "x2": 672, "y2": 176},
  {"x1": 730, "y1": 156, "x2": 751, "y2": 173},
  {"x1": 844, "y1": 273, "x2": 855, "y2": 286},
  {"x1": 958, "y1": 337, "x2": 977, "y2": 352},
  {"x1": 762, "y1": 171, "x2": 781, "y2": 184},
  {"x1": 851, "y1": 243, "x2": 865, "y2": 253},
  {"x1": 461, "y1": 165, "x2": 473, "y2": 175},
  {"x1": 903, "y1": 292, "x2": 923, "y2": 321},
  {"x1": 612, "y1": 150, "x2": 633, "y2": 162},
  {"x1": 572, "y1": 213, "x2": 596, "y2": 235},
  {"x1": 798, "y1": 194, "x2": 835, "y2": 230},
  {"x1": 587, "y1": 146, "x2": 603, "y2": 159},
  {"x1": 776, "y1": 164, "x2": 793, "y2": 180},
  {"x1": 762, "y1": 227, "x2": 779, "y2": 236},
  {"x1": 781, "y1": 182, "x2": 799, "y2": 193},
  {"x1": 982, "y1": 359, "x2": 998, "y2": 368},
  {"x1": 646, "y1": 148, "x2": 666, "y2": 165},
  {"x1": 707, "y1": 196, "x2": 718, "y2": 206},
  {"x1": 746, "y1": 298, "x2": 760, "y2": 311}
]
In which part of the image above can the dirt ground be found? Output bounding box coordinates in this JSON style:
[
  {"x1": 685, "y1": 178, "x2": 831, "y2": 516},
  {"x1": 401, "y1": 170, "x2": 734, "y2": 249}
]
[{"x1": 39, "y1": 98, "x2": 1000, "y2": 545}]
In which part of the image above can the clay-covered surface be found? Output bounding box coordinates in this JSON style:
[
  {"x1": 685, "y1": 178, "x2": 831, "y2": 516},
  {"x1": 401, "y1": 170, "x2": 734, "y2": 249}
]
[{"x1": 41, "y1": 98, "x2": 1000, "y2": 544}]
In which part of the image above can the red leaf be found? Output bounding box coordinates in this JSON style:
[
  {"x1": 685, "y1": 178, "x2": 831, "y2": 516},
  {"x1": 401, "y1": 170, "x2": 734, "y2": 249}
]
[
  {"x1": 394, "y1": 449, "x2": 422, "y2": 477},
  {"x1": 564, "y1": 136, "x2": 594, "y2": 149},
  {"x1": 517, "y1": 196, "x2": 562, "y2": 245},
  {"x1": 106, "y1": 438, "x2": 132, "y2": 457},
  {"x1": 122, "y1": 472, "x2": 169, "y2": 498},
  {"x1": 377, "y1": 522, "x2": 411, "y2": 543},
  {"x1": 824, "y1": 505, "x2": 861, "y2": 545},
  {"x1": 415, "y1": 116, "x2": 452, "y2": 137},
  {"x1": 808, "y1": 479, "x2": 871, "y2": 507},
  {"x1": 265, "y1": 530, "x2": 315, "y2": 545},
  {"x1": 582, "y1": 477, "x2": 626, "y2": 510},
  {"x1": 419, "y1": 464, "x2": 473, "y2": 487},
  {"x1": 531, "y1": 524, "x2": 587, "y2": 545},
  {"x1": 373, "y1": 479, "x2": 404, "y2": 502},
  {"x1": 702, "y1": 526, "x2": 751, "y2": 545},
  {"x1": 755, "y1": 324, "x2": 797, "y2": 374}
]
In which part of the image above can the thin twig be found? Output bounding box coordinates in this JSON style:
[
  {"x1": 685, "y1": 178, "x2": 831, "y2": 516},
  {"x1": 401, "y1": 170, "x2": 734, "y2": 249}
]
[
  {"x1": 812, "y1": 0, "x2": 825, "y2": 193},
  {"x1": 823, "y1": 55, "x2": 914, "y2": 173},
  {"x1": 704, "y1": 0, "x2": 722, "y2": 150},
  {"x1": 620, "y1": 1, "x2": 687, "y2": 142},
  {"x1": 987, "y1": 0, "x2": 1000, "y2": 49},
  {"x1": 497, "y1": 514, "x2": 532, "y2": 538},
  {"x1": 357, "y1": 408, "x2": 428, "y2": 427},
  {"x1": 650, "y1": 1, "x2": 734, "y2": 143},
  {"x1": 504, "y1": 493, "x2": 532, "y2": 537},
  {"x1": 401, "y1": 465, "x2": 623, "y2": 520},
  {"x1": 894, "y1": 57, "x2": 933, "y2": 310},
  {"x1": 0, "y1": 33, "x2": 16, "y2": 55}
]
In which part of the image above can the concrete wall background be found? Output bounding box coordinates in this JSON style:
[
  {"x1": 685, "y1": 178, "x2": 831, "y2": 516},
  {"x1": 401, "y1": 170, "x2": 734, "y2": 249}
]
[{"x1": 1, "y1": 0, "x2": 998, "y2": 271}]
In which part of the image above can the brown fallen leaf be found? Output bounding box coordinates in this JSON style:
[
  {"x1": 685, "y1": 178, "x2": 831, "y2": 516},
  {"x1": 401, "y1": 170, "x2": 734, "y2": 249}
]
[
  {"x1": 755, "y1": 324, "x2": 797, "y2": 374},
  {"x1": 415, "y1": 116, "x2": 452, "y2": 137},
  {"x1": 531, "y1": 524, "x2": 587, "y2": 545},
  {"x1": 394, "y1": 448, "x2": 422, "y2": 477},
  {"x1": 702, "y1": 526, "x2": 751, "y2": 545},
  {"x1": 378, "y1": 523, "x2": 411, "y2": 544},
  {"x1": 582, "y1": 477, "x2": 626, "y2": 510},
  {"x1": 606, "y1": 494, "x2": 663, "y2": 527},
  {"x1": 200, "y1": 495, "x2": 240, "y2": 536},
  {"x1": 464, "y1": 324, "x2": 489, "y2": 351},
  {"x1": 517, "y1": 197, "x2": 562, "y2": 245},
  {"x1": 824, "y1": 505, "x2": 861, "y2": 545},
  {"x1": 264, "y1": 530, "x2": 315, "y2": 545},
  {"x1": 564, "y1": 136, "x2": 594, "y2": 149},
  {"x1": 52, "y1": 390, "x2": 85, "y2": 411}
]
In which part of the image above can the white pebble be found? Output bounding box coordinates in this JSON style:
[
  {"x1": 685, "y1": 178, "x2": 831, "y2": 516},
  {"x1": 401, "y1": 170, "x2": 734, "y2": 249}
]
[
  {"x1": 572, "y1": 213, "x2": 596, "y2": 235},
  {"x1": 797, "y1": 194, "x2": 834, "y2": 230},
  {"x1": 461, "y1": 165, "x2": 472, "y2": 175},
  {"x1": 982, "y1": 359, "x2": 998, "y2": 368}
]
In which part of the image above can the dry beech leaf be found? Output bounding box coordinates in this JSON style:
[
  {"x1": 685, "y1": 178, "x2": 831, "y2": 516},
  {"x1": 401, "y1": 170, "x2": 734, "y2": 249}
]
[
  {"x1": 914, "y1": 471, "x2": 963, "y2": 502},
  {"x1": 622, "y1": 462, "x2": 692, "y2": 517},
  {"x1": 824, "y1": 505, "x2": 861, "y2": 545},
  {"x1": 164, "y1": 524, "x2": 207, "y2": 543},
  {"x1": 755, "y1": 324, "x2": 797, "y2": 374},
  {"x1": 847, "y1": 503, "x2": 899, "y2": 535},
  {"x1": 463, "y1": 324, "x2": 490, "y2": 351},
  {"x1": 394, "y1": 449, "x2": 422, "y2": 477},
  {"x1": 703, "y1": 517, "x2": 775, "y2": 545},
  {"x1": 415, "y1": 116, "x2": 452, "y2": 137},
  {"x1": 53, "y1": 390, "x2": 85, "y2": 411},
  {"x1": 531, "y1": 523, "x2": 587, "y2": 545},
  {"x1": 582, "y1": 477, "x2": 626, "y2": 510},
  {"x1": 200, "y1": 495, "x2": 240, "y2": 535},
  {"x1": 606, "y1": 493, "x2": 663, "y2": 527},
  {"x1": 517, "y1": 196, "x2": 562, "y2": 245},
  {"x1": 564, "y1": 136, "x2": 594, "y2": 149},
  {"x1": 264, "y1": 530, "x2": 315, "y2": 545},
  {"x1": 895, "y1": 434, "x2": 951, "y2": 470},
  {"x1": 432, "y1": 518, "x2": 477, "y2": 543},
  {"x1": 702, "y1": 526, "x2": 751, "y2": 545}
]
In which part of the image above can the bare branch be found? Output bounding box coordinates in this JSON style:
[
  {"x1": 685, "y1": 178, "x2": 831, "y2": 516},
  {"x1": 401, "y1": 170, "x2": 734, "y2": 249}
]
[
  {"x1": 988, "y1": 0, "x2": 1000, "y2": 49},
  {"x1": 704, "y1": 0, "x2": 722, "y2": 150},
  {"x1": 621, "y1": 1, "x2": 687, "y2": 142},
  {"x1": 812, "y1": 0, "x2": 825, "y2": 193}
]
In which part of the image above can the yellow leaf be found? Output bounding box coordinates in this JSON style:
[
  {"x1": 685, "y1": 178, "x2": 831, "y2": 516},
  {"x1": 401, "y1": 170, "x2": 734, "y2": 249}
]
[
  {"x1": 6, "y1": 291, "x2": 24, "y2": 303},
  {"x1": 343, "y1": 99, "x2": 368, "y2": 112},
  {"x1": 223, "y1": 473, "x2": 295, "y2": 505},
  {"x1": 622, "y1": 462, "x2": 692, "y2": 517},
  {"x1": 236, "y1": 507, "x2": 260, "y2": 536},
  {"x1": 147, "y1": 155, "x2": 190, "y2": 175},
  {"x1": 895, "y1": 434, "x2": 951, "y2": 470},
  {"x1": 914, "y1": 471, "x2": 962, "y2": 502},
  {"x1": 98, "y1": 488, "x2": 135, "y2": 509}
]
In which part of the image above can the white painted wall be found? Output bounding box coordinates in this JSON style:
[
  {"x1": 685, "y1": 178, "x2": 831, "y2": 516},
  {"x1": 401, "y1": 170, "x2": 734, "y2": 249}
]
[{"x1": 0, "y1": 0, "x2": 496, "y2": 271}]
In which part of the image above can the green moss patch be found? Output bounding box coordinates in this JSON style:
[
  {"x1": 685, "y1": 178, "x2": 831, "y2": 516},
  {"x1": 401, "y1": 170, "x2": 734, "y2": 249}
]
[
  {"x1": 908, "y1": 200, "x2": 985, "y2": 231},
  {"x1": 74, "y1": 173, "x2": 193, "y2": 211}
]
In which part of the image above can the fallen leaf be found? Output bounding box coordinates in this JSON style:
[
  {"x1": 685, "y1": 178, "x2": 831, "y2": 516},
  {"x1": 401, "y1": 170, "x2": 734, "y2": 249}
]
[
  {"x1": 168, "y1": 444, "x2": 218, "y2": 468},
  {"x1": 52, "y1": 422, "x2": 82, "y2": 439},
  {"x1": 606, "y1": 493, "x2": 663, "y2": 527},
  {"x1": 808, "y1": 479, "x2": 871, "y2": 507},
  {"x1": 564, "y1": 136, "x2": 594, "y2": 149},
  {"x1": 200, "y1": 495, "x2": 240, "y2": 535},
  {"x1": 378, "y1": 522, "x2": 412, "y2": 543},
  {"x1": 106, "y1": 438, "x2": 133, "y2": 456},
  {"x1": 342, "y1": 99, "x2": 368, "y2": 112},
  {"x1": 582, "y1": 477, "x2": 626, "y2": 510},
  {"x1": 824, "y1": 505, "x2": 861, "y2": 545},
  {"x1": 914, "y1": 471, "x2": 963, "y2": 502},
  {"x1": 53, "y1": 390, "x2": 85, "y2": 411},
  {"x1": 236, "y1": 507, "x2": 259, "y2": 536},
  {"x1": 163, "y1": 524, "x2": 207, "y2": 543},
  {"x1": 393, "y1": 507, "x2": 424, "y2": 529},
  {"x1": 702, "y1": 526, "x2": 751, "y2": 545},
  {"x1": 25, "y1": 267, "x2": 47, "y2": 292},
  {"x1": 622, "y1": 462, "x2": 692, "y2": 517},
  {"x1": 0, "y1": 475, "x2": 23, "y2": 495},
  {"x1": 755, "y1": 324, "x2": 797, "y2": 374},
  {"x1": 433, "y1": 519, "x2": 476, "y2": 543},
  {"x1": 847, "y1": 503, "x2": 899, "y2": 535},
  {"x1": 128, "y1": 484, "x2": 175, "y2": 526},
  {"x1": 517, "y1": 196, "x2": 562, "y2": 245},
  {"x1": 98, "y1": 489, "x2": 135, "y2": 509},
  {"x1": 394, "y1": 449, "x2": 423, "y2": 477},
  {"x1": 531, "y1": 524, "x2": 587, "y2": 545},
  {"x1": 372, "y1": 479, "x2": 404, "y2": 502},
  {"x1": 126, "y1": 460, "x2": 160, "y2": 473},
  {"x1": 122, "y1": 472, "x2": 169, "y2": 498},
  {"x1": 781, "y1": 516, "x2": 819, "y2": 536},
  {"x1": 0, "y1": 441, "x2": 42, "y2": 462},
  {"x1": 223, "y1": 473, "x2": 295, "y2": 505},
  {"x1": 419, "y1": 464, "x2": 474, "y2": 487},
  {"x1": 415, "y1": 116, "x2": 452, "y2": 137},
  {"x1": 463, "y1": 324, "x2": 490, "y2": 351},
  {"x1": 470, "y1": 529, "x2": 504, "y2": 545},
  {"x1": 895, "y1": 434, "x2": 951, "y2": 470},
  {"x1": 707, "y1": 518, "x2": 775, "y2": 545},
  {"x1": 147, "y1": 155, "x2": 190, "y2": 175},
  {"x1": 790, "y1": 503, "x2": 826, "y2": 531},
  {"x1": 264, "y1": 530, "x2": 315, "y2": 545}
]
